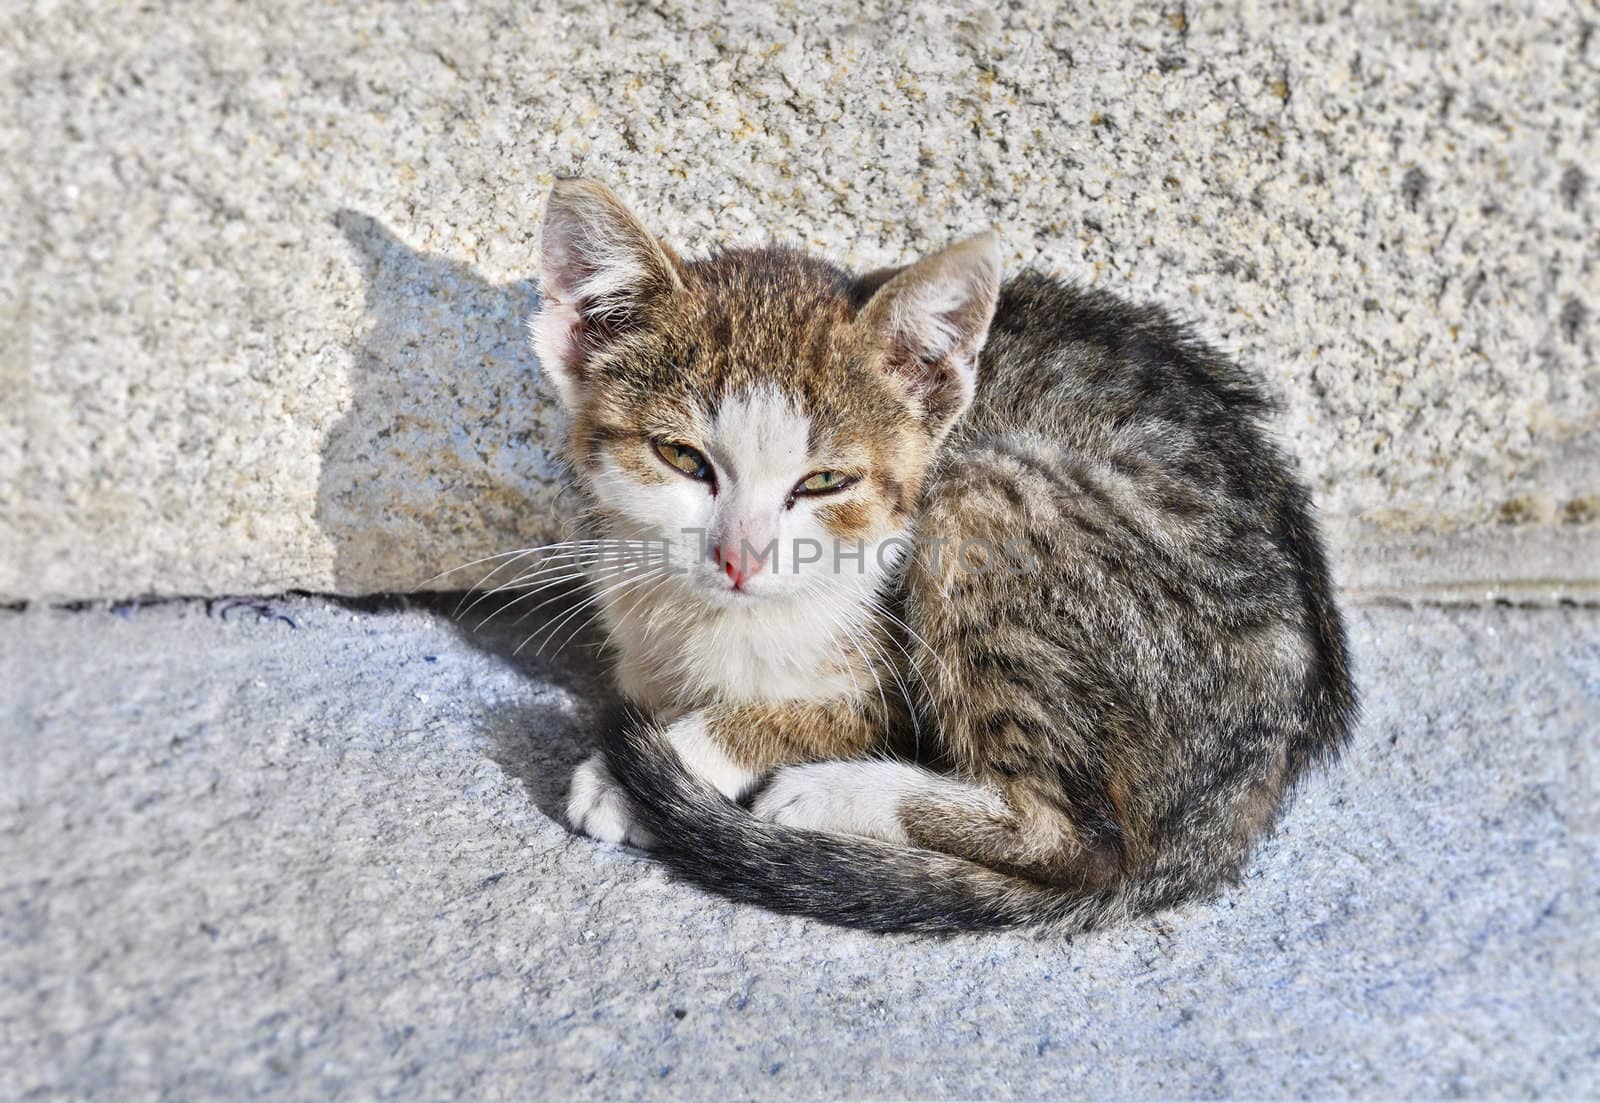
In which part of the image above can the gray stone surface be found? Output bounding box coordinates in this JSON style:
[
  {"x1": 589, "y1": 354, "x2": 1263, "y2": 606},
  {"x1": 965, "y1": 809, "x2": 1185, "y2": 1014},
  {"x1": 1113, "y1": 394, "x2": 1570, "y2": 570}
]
[
  {"x1": 3, "y1": 2, "x2": 1597, "y2": 604},
  {"x1": 3, "y1": 596, "x2": 1596, "y2": 1099}
]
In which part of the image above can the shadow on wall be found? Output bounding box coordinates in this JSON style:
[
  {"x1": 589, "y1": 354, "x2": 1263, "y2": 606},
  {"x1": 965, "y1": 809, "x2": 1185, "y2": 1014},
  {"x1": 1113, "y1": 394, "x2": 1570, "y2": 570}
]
[
  {"x1": 318, "y1": 211, "x2": 572, "y2": 594},
  {"x1": 324, "y1": 213, "x2": 617, "y2": 821}
]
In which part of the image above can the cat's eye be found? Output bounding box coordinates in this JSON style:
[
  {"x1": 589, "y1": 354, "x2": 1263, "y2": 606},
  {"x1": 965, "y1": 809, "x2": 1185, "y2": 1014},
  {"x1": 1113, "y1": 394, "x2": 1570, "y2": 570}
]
[
  {"x1": 653, "y1": 439, "x2": 714, "y2": 482},
  {"x1": 794, "y1": 470, "x2": 856, "y2": 496}
]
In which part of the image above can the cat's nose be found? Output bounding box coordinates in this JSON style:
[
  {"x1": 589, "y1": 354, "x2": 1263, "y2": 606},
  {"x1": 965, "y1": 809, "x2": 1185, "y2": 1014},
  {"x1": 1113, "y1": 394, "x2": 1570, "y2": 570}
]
[{"x1": 712, "y1": 542, "x2": 764, "y2": 590}]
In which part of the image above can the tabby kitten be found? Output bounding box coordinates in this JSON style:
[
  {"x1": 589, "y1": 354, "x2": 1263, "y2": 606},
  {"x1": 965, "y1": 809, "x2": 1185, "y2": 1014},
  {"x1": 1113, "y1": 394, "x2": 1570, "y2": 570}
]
[{"x1": 530, "y1": 179, "x2": 1355, "y2": 933}]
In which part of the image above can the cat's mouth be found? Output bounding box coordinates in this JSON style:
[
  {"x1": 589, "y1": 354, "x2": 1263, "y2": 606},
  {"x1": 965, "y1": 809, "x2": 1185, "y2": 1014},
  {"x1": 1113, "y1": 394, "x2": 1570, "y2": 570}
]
[
  {"x1": 679, "y1": 566, "x2": 800, "y2": 608},
  {"x1": 694, "y1": 578, "x2": 768, "y2": 606}
]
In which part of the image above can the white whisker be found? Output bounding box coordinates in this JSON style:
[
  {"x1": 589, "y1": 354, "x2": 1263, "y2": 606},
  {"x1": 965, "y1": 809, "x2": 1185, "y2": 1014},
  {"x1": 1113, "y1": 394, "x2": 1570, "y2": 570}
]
[
  {"x1": 544, "y1": 569, "x2": 670, "y2": 659},
  {"x1": 492, "y1": 561, "x2": 641, "y2": 632},
  {"x1": 456, "y1": 545, "x2": 650, "y2": 621},
  {"x1": 520, "y1": 567, "x2": 667, "y2": 657}
]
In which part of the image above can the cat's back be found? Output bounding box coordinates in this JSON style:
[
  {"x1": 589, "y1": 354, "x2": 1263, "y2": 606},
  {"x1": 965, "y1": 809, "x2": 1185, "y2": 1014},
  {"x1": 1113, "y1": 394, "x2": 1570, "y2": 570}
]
[
  {"x1": 959, "y1": 271, "x2": 1277, "y2": 457},
  {"x1": 935, "y1": 270, "x2": 1316, "y2": 611},
  {"x1": 915, "y1": 269, "x2": 1355, "y2": 782}
]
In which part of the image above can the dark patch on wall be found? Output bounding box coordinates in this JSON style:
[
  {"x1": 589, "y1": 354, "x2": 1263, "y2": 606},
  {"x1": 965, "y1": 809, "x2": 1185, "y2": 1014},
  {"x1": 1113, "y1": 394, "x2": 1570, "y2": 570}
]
[{"x1": 1401, "y1": 167, "x2": 1428, "y2": 212}]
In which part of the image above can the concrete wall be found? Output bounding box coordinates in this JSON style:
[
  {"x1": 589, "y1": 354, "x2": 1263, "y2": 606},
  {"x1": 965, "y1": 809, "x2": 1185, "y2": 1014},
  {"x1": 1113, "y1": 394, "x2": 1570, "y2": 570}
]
[{"x1": 4, "y1": 1, "x2": 1595, "y2": 604}]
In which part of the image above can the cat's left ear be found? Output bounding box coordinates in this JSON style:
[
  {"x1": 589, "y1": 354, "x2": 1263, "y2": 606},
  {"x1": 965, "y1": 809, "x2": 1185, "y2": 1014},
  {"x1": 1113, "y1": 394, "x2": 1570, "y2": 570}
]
[
  {"x1": 532, "y1": 178, "x2": 684, "y2": 407},
  {"x1": 855, "y1": 231, "x2": 1001, "y2": 435}
]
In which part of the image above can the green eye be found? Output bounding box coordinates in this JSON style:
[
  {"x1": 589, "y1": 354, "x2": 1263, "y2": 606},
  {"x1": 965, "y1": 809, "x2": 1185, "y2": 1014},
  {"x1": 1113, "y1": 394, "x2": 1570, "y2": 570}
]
[
  {"x1": 796, "y1": 470, "x2": 854, "y2": 495},
  {"x1": 653, "y1": 439, "x2": 713, "y2": 481}
]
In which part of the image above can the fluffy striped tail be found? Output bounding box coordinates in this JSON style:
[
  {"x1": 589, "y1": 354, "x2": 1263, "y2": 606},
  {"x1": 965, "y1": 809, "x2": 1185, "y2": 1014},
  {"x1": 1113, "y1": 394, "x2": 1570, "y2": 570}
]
[{"x1": 601, "y1": 713, "x2": 1133, "y2": 934}]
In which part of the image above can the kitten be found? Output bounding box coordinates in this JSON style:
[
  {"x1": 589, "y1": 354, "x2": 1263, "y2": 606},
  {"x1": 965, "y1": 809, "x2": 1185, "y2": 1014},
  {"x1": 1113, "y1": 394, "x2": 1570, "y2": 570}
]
[{"x1": 529, "y1": 179, "x2": 1356, "y2": 933}]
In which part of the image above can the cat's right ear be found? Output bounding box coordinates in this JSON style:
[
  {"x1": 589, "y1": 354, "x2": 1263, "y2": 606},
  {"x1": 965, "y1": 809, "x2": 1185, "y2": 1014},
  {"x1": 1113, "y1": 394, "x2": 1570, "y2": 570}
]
[
  {"x1": 854, "y1": 231, "x2": 1001, "y2": 436},
  {"x1": 531, "y1": 179, "x2": 683, "y2": 407}
]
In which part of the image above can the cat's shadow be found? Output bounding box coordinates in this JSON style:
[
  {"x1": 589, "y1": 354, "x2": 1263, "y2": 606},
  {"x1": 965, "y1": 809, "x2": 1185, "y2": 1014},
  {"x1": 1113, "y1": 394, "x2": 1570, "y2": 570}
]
[
  {"x1": 319, "y1": 210, "x2": 571, "y2": 593},
  {"x1": 426, "y1": 589, "x2": 623, "y2": 826},
  {"x1": 323, "y1": 210, "x2": 610, "y2": 825}
]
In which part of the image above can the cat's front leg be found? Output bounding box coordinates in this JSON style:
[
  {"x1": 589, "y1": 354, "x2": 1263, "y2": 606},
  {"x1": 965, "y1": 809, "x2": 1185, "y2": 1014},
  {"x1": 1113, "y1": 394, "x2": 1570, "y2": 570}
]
[
  {"x1": 566, "y1": 709, "x2": 762, "y2": 846},
  {"x1": 651, "y1": 709, "x2": 766, "y2": 800},
  {"x1": 566, "y1": 752, "x2": 656, "y2": 847},
  {"x1": 751, "y1": 760, "x2": 916, "y2": 843},
  {"x1": 751, "y1": 760, "x2": 1004, "y2": 845}
]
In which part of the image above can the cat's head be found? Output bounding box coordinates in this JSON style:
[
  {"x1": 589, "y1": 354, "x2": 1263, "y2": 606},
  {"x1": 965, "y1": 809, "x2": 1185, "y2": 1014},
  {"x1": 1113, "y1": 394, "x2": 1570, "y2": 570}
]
[{"x1": 531, "y1": 179, "x2": 1000, "y2": 607}]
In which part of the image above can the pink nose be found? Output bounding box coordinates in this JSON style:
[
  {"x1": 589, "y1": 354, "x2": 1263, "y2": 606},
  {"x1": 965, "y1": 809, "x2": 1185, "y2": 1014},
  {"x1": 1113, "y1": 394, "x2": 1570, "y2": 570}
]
[{"x1": 714, "y1": 542, "x2": 763, "y2": 589}]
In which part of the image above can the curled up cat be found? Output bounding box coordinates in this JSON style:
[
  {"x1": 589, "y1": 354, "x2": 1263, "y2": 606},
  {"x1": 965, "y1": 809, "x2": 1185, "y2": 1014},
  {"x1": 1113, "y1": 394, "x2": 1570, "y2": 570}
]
[{"x1": 527, "y1": 179, "x2": 1357, "y2": 933}]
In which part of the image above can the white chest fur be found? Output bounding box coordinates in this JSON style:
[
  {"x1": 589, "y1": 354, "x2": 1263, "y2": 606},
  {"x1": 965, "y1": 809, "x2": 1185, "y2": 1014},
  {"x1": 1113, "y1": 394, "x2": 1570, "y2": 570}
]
[{"x1": 597, "y1": 580, "x2": 871, "y2": 711}]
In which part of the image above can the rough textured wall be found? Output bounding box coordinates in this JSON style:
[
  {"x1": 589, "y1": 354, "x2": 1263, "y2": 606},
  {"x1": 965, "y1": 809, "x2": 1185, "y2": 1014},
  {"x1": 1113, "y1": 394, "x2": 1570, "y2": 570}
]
[{"x1": 3, "y1": 1, "x2": 1595, "y2": 603}]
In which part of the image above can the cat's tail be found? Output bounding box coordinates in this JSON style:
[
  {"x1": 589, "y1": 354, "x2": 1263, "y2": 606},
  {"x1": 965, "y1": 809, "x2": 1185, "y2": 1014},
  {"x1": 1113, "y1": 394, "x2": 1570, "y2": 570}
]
[{"x1": 601, "y1": 717, "x2": 1137, "y2": 934}]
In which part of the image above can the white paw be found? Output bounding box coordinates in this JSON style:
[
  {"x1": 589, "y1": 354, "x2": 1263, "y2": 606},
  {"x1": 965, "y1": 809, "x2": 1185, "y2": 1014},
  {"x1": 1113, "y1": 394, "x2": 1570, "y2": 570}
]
[
  {"x1": 750, "y1": 761, "x2": 912, "y2": 844},
  {"x1": 566, "y1": 753, "x2": 655, "y2": 848},
  {"x1": 661, "y1": 711, "x2": 761, "y2": 800}
]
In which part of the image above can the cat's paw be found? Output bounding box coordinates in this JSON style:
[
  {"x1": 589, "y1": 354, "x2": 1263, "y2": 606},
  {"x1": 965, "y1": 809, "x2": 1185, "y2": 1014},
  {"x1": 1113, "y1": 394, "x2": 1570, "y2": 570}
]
[
  {"x1": 566, "y1": 753, "x2": 656, "y2": 848},
  {"x1": 660, "y1": 711, "x2": 760, "y2": 800},
  {"x1": 750, "y1": 761, "x2": 911, "y2": 844}
]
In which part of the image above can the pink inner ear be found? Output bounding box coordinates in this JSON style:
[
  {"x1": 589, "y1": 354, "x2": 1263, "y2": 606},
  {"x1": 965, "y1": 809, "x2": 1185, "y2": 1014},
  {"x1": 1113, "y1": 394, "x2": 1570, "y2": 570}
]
[
  {"x1": 537, "y1": 298, "x2": 584, "y2": 369},
  {"x1": 871, "y1": 285, "x2": 989, "y2": 432},
  {"x1": 884, "y1": 332, "x2": 952, "y2": 396},
  {"x1": 533, "y1": 291, "x2": 645, "y2": 395},
  {"x1": 542, "y1": 227, "x2": 602, "y2": 294}
]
